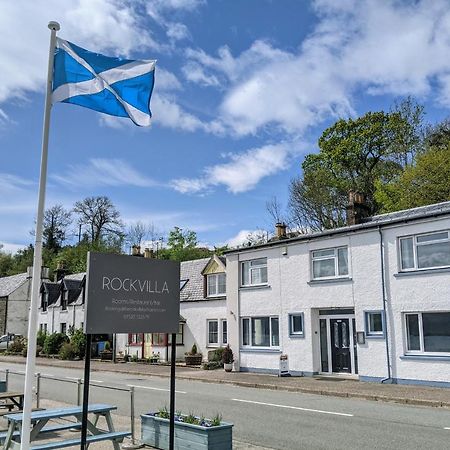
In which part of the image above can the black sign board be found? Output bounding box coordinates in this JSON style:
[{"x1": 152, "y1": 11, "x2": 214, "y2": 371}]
[{"x1": 84, "y1": 252, "x2": 180, "y2": 334}]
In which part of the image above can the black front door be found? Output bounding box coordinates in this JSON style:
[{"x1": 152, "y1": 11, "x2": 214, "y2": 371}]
[{"x1": 330, "y1": 318, "x2": 351, "y2": 373}]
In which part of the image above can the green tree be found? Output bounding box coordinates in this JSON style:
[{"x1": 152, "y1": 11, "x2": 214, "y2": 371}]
[
  {"x1": 160, "y1": 227, "x2": 212, "y2": 261},
  {"x1": 0, "y1": 246, "x2": 14, "y2": 277},
  {"x1": 376, "y1": 145, "x2": 450, "y2": 212},
  {"x1": 289, "y1": 108, "x2": 423, "y2": 230},
  {"x1": 42, "y1": 205, "x2": 72, "y2": 251}
]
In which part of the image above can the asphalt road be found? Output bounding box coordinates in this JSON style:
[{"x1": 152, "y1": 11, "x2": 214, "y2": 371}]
[{"x1": 2, "y1": 361, "x2": 450, "y2": 449}]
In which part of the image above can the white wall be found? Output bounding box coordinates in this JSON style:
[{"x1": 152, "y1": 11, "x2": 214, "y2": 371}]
[
  {"x1": 227, "y1": 214, "x2": 450, "y2": 384},
  {"x1": 7, "y1": 281, "x2": 31, "y2": 336}
]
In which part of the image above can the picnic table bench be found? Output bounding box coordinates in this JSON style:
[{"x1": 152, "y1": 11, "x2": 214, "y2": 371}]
[
  {"x1": 0, "y1": 392, "x2": 23, "y2": 415},
  {"x1": 1, "y1": 403, "x2": 130, "y2": 450}
]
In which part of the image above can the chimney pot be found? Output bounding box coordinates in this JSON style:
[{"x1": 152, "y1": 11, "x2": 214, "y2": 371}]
[
  {"x1": 346, "y1": 191, "x2": 370, "y2": 225},
  {"x1": 275, "y1": 222, "x2": 287, "y2": 239}
]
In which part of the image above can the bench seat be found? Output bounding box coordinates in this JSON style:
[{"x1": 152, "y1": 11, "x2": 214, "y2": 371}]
[
  {"x1": 0, "y1": 423, "x2": 81, "y2": 443},
  {"x1": 30, "y1": 431, "x2": 131, "y2": 450}
]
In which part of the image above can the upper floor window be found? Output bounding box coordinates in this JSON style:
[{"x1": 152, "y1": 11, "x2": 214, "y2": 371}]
[
  {"x1": 207, "y1": 273, "x2": 226, "y2": 297},
  {"x1": 41, "y1": 293, "x2": 48, "y2": 312},
  {"x1": 405, "y1": 312, "x2": 450, "y2": 355},
  {"x1": 311, "y1": 247, "x2": 348, "y2": 280},
  {"x1": 61, "y1": 290, "x2": 68, "y2": 311},
  {"x1": 399, "y1": 231, "x2": 450, "y2": 271},
  {"x1": 241, "y1": 258, "x2": 268, "y2": 286}
]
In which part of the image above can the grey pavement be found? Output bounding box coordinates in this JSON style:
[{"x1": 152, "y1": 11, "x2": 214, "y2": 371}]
[{"x1": 1, "y1": 355, "x2": 450, "y2": 408}]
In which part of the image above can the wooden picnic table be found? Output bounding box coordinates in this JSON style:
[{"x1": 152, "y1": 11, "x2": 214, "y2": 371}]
[
  {"x1": 0, "y1": 392, "x2": 23, "y2": 413},
  {"x1": 1, "y1": 403, "x2": 130, "y2": 450}
]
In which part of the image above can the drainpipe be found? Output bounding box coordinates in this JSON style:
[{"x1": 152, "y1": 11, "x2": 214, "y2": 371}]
[{"x1": 378, "y1": 227, "x2": 392, "y2": 383}]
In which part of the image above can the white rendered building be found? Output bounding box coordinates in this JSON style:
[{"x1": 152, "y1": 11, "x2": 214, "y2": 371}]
[{"x1": 225, "y1": 200, "x2": 450, "y2": 387}]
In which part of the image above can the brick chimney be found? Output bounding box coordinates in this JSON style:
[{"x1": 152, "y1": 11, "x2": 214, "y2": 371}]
[
  {"x1": 144, "y1": 248, "x2": 154, "y2": 258},
  {"x1": 346, "y1": 191, "x2": 370, "y2": 226},
  {"x1": 275, "y1": 222, "x2": 287, "y2": 239},
  {"x1": 54, "y1": 261, "x2": 67, "y2": 282},
  {"x1": 131, "y1": 245, "x2": 142, "y2": 256}
]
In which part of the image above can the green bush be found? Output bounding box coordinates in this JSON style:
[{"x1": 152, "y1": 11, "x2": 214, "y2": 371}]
[
  {"x1": 202, "y1": 361, "x2": 222, "y2": 370},
  {"x1": 8, "y1": 338, "x2": 25, "y2": 354},
  {"x1": 208, "y1": 347, "x2": 224, "y2": 362},
  {"x1": 36, "y1": 330, "x2": 47, "y2": 347},
  {"x1": 43, "y1": 332, "x2": 69, "y2": 355},
  {"x1": 69, "y1": 328, "x2": 86, "y2": 358},
  {"x1": 59, "y1": 342, "x2": 77, "y2": 360}
]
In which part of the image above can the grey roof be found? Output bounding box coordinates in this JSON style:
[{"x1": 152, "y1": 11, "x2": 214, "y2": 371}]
[
  {"x1": 62, "y1": 279, "x2": 84, "y2": 304},
  {"x1": 64, "y1": 273, "x2": 86, "y2": 281},
  {"x1": 180, "y1": 258, "x2": 210, "y2": 302},
  {"x1": 0, "y1": 273, "x2": 27, "y2": 297},
  {"x1": 40, "y1": 282, "x2": 61, "y2": 306},
  {"x1": 226, "y1": 201, "x2": 450, "y2": 254}
]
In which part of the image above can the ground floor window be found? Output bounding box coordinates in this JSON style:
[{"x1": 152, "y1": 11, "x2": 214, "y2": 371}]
[
  {"x1": 405, "y1": 312, "x2": 450, "y2": 354},
  {"x1": 168, "y1": 323, "x2": 184, "y2": 345},
  {"x1": 222, "y1": 319, "x2": 228, "y2": 344},
  {"x1": 241, "y1": 316, "x2": 279, "y2": 348},
  {"x1": 289, "y1": 313, "x2": 304, "y2": 337},
  {"x1": 207, "y1": 320, "x2": 219, "y2": 346},
  {"x1": 60, "y1": 323, "x2": 67, "y2": 334},
  {"x1": 151, "y1": 333, "x2": 166, "y2": 345},
  {"x1": 365, "y1": 311, "x2": 384, "y2": 337},
  {"x1": 128, "y1": 333, "x2": 143, "y2": 345},
  {"x1": 39, "y1": 323, "x2": 48, "y2": 334},
  {"x1": 207, "y1": 319, "x2": 228, "y2": 346}
]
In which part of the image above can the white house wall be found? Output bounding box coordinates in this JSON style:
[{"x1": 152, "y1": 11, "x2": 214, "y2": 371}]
[
  {"x1": 227, "y1": 214, "x2": 450, "y2": 386},
  {"x1": 7, "y1": 281, "x2": 31, "y2": 336}
]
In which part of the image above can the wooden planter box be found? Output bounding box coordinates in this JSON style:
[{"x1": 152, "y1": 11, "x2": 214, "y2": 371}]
[
  {"x1": 100, "y1": 350, "x2": 113, "y2": 361},
  {"x1": 141, "y1": 414, "x2": 232, "y2": 450},
  {"x1": 184, "y1": 354, "x2": 202, "y2": 366}
]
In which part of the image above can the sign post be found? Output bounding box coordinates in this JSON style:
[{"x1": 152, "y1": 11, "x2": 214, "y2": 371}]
[{"x1": 82, "y1": 252, "x2": 180, "y2": 449}]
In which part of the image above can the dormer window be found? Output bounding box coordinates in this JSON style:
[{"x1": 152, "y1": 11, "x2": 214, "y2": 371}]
[
  {"x1": 41, "y1": 292, "x2": 48, "y2": 312},
  {"x1": 61, "y1": 290, "x2": 68, "y2": 311},
  {"x1": 207, "y1": 273, "x2": 226, "y2": 297}
]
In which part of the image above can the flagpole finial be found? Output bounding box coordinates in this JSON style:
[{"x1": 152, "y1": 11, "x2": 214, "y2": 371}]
[{"x1": 48, "y1": 21, "x2": 60, "y2": 31}]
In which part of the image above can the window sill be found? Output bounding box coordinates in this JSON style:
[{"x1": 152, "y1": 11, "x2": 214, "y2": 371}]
[
  {"x1": 308, "y1": 277, "x2": 352, "y2": 285},
  {"x1": 400, "y1": 355, "x2": 450, "y2": 362},
  {"x1": 365, "y1": 334, "x2": 385, "y2": 340},
  {"x1": 289, "y1": 334, "x2": 305, "y2": 339},
  {"x1": 206, "y1": 295, "x2": 226, "y2": 300},
  {"x1": 240, "y1": 348, "x2": 281, "y2": 353},
  {"x1": 239, "y1": 284, "x2": 271, "y2": 291},
  {"x1": 394, "y1": 267, "x2": 450, "y2": 277},
  {"x1": 60, "y1": 310, "x2": 68, "y2": 313},
  {"x1": 206, "y1": 344, "x2": 220, "y2": 348}
]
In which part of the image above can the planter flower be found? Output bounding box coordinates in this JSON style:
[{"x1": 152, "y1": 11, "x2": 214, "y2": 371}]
[
  {"x1": 141, "y1": 407, "x2": 233, "y2": 450},
  {"x1": 184, "y1": 343, "x2": 202, "y2": 366},
  {"x1": 222, "y1": 345, "x2": 234, "y2": 372}
]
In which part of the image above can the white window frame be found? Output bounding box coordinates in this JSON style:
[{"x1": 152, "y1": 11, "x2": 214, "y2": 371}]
[
  {"x1": 364, "y1": 311, "x2": 385, "y2": 338},
  {"x1": 288, "y1": 313, "x2": 304, "y2": 337},
  {"x1": 206, "y1": 273, "x2": 226, "y2": 297},
  {"x1": 241, "y1": 258, "x2": 268, "y2": 287},
  {"x1": 207, "y1": 319, "x2": 219, "y2": 347},
  {"x1": 403, "y1": 312, "x2": 450, "y2": 356},
  {"x1": 399, "y1": 230, "x2": 450, "y2": 272},
  {"x1": 241, "y1": 316, "x2": 280, "y2": 349},
  {"x1": 311, "y1": 246, "x2": 349, "y2": 280},
  {"x1": 221, "y1": 319, "x2": 228, "y2": 345}
]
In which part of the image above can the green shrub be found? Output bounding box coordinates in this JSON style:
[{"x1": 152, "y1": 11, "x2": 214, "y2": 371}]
[
  {"x1": 104, "y1": 341, "x2": 111, "y2": 351},
  {"x1": 203, "y1": 361, "x2": 222, "y2": 370},
  {"x1": 222, "y1": 345, "x2": 234, "y2": 364},
  {"x1": 36, "y1": 330, "x2": 47, "y2": 347},
  {"x1": 69, "y1": 328, "x2": 86, "y2": 358},
  {"x1": 59, "y1": 342, "x2": 77, "y2": 360},
  {"x1": 8, "y1": 338, "x2": 25, "y2": 354},
  {"x1": 208, "y1": 347, "x2": 224, "y2": 362},
  {"x1": 43, "y1": 332, "x2": 69, "y2": 355}
]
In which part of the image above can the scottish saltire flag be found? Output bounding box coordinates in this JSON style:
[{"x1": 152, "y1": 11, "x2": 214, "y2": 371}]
[{"x1": 52, "y1": 38, "x2": 156, "y2": 126}]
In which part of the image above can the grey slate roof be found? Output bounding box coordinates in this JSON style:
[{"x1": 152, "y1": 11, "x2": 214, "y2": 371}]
[
  {"x1": 62, "y1": 278, "x2": 84, "y2": 304},
  {"x1": 226, "y1": 201, "x2": 450, "y2": 254},
  {"x1": 180, "y1": 258, "x2": 210, "y2": 302},
  {"x1": 0, "y1": 273, "x2": 27, "y2": 297},
  {"x1": 40, "y1": 282, "x2": 61, "y2": 306}
]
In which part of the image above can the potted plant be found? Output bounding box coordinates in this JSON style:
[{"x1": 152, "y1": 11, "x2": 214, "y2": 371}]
[
  {"x1": 141, "y1": 407, "x2": 233, "y2": 450},
  {"x1": 222, "y1": 345, "x2": 234, "y2": 372},
  {"x1": 100, "y1": 341, "x2": 113, "y2": 361},
  {"x1": 185, "y1": 344, "x2": 202, "y2": 366}
]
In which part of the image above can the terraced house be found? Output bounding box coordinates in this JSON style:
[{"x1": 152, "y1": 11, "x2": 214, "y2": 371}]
[{"x1": 225, "y1": 199, "x2": 450, "y2": 387}]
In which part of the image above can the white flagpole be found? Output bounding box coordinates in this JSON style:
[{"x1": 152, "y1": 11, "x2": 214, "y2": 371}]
[{"x1": 21, "y1": 21, "x2": 60, "y2": 450}]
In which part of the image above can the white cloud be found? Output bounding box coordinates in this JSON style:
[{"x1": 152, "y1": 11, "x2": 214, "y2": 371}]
[
  {"x1": 0, "y1": 242, "x2": 27, "y2": 254},
  {"x1": 182, "y1": 62, "x2": 220, "y2": 87},
  {"x1": 171, "y1": 141, "x2": 301, "y2": 194},
  {"x1": 224, "y1": 229, "x2": 268, "y2": 248},
  {"x1": 185, "y1": 0, "x2": 450, "y2": 135},
  {"x1": 0, "y1": 0, "x2": 158, "y2": 104},
  {"x1": 51, "y1": 158, "x2": 159, "y2": 189}
]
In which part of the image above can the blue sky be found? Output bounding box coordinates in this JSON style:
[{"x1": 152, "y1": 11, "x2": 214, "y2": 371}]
[{"x1": 1, "y1": 0, "x2": 450, "y2": 253}]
